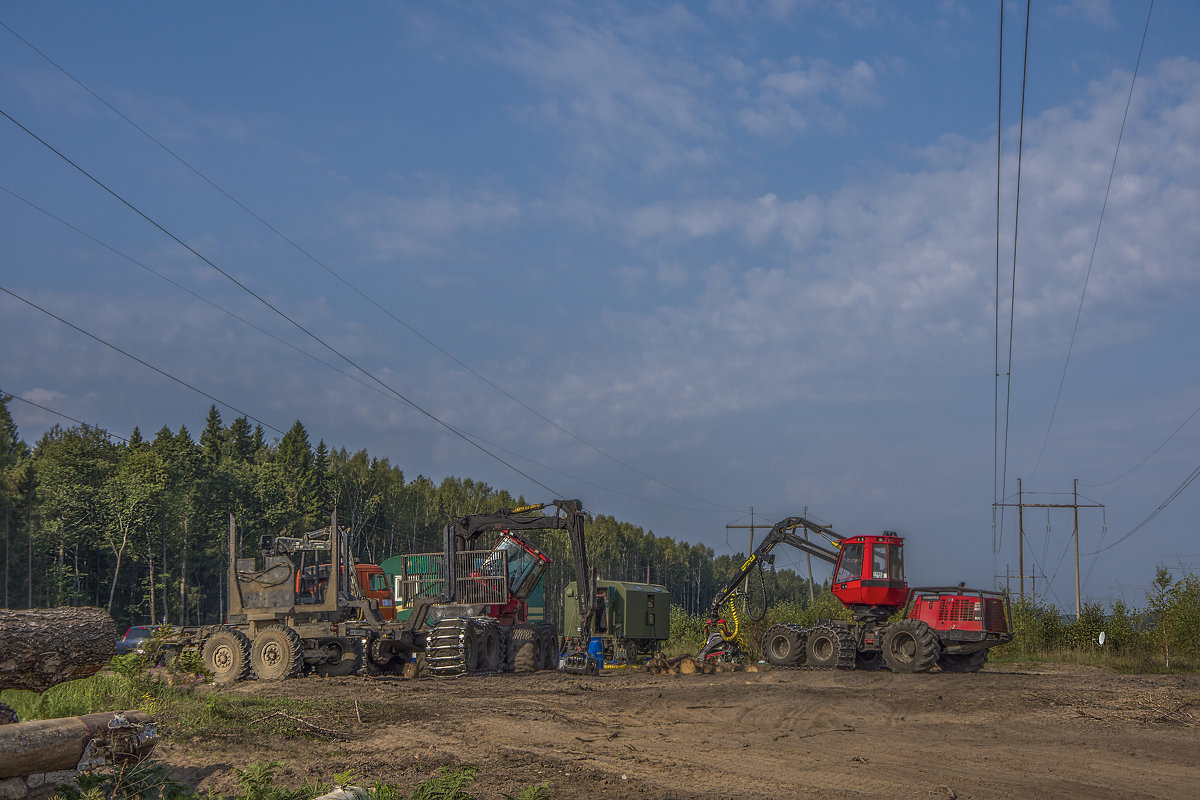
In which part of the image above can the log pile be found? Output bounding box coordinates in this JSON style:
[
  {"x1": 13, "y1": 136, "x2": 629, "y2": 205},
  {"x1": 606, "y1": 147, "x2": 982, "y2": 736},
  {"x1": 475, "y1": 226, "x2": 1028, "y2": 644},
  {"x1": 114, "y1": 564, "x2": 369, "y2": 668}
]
[
  {"x1": 0, "y1": 607, "x2": 159, "y2": 796},
  {"x1": 642, "y1": 655, "x2": 759, "y2": 675},
  {"x1": 0, "y1": 607, "x2": 117, "y2": 693}
]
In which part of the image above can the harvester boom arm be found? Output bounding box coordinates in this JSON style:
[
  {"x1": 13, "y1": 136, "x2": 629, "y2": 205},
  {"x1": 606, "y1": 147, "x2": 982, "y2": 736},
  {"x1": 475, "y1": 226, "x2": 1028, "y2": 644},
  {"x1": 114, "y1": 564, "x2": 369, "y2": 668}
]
[{"x1": 705, "y1": 516, "x2": 844, "y2": 618}]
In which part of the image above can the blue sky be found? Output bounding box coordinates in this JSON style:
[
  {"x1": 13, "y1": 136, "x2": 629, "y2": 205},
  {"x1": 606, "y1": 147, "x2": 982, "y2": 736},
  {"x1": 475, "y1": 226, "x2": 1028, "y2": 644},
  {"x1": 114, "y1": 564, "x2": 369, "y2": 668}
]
[{"x1": 2, "y1": 1, "x2": 1198, "y2": 609}]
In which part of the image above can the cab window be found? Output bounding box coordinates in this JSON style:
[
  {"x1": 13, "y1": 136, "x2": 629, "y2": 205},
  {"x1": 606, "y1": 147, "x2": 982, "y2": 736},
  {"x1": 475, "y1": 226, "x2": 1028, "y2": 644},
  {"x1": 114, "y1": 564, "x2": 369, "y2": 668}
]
[
  {"x1": 871, "y1": 545, "x2": 889, "y2": 579},
  {"x1": 835, "y1": 543, "x2": 864, "y2": 583}
]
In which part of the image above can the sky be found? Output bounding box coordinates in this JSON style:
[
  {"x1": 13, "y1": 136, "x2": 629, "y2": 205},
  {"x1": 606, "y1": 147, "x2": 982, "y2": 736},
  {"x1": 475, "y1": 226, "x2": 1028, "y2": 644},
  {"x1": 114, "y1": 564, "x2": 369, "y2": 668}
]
[{"x1": 2, "y1": 1, "x2": 1198, "y2": 610}]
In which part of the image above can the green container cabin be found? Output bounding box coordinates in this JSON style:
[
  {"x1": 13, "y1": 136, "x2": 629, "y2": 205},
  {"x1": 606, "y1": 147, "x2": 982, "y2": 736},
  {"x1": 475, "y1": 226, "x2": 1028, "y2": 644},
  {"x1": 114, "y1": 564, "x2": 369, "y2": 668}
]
[{"x1": 562, "y1": 579, "x2": 670, "y2": 663}]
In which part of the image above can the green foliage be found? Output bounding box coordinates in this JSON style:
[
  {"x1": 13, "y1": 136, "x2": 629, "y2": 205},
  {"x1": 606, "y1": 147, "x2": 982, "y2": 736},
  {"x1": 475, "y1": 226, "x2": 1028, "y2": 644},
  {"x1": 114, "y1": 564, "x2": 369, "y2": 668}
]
[
  {"x1": 57, "y1": 758, "x2": 190, "y2": 800},
  {"x1": 503, "y1": 784, "x2": 551, "y2": 800},
  {"x1": 229, "y1": 762, "x2": 319, "y2": 800},
  {"x1": 406, "y1": 767, "x2": 478, "y2": 800}
]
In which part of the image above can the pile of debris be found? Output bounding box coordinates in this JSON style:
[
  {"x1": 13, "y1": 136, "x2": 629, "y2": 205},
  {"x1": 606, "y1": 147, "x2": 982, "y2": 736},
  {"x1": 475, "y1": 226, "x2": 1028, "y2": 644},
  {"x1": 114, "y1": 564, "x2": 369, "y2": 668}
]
[{"x1": 642, "y1": 654, "x2": 760, "y2": 676}]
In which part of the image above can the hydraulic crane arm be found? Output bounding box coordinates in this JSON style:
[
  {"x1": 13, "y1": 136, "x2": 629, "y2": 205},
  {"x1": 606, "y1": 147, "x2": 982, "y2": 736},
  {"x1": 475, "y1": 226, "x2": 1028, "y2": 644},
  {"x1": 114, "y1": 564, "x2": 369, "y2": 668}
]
[
  {"x1": 442, "y1": 499, "x2": 602, "y2": 644},
  {"x1": 705, "y1": 516, "x2": 845, "y2": 619}
]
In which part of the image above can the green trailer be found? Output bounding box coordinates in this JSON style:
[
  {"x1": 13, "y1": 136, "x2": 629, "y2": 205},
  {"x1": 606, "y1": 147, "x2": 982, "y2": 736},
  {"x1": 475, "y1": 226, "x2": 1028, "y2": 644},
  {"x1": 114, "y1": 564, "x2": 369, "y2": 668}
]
[{"x1": 562, "y1": 579, "x2": 670, "y2": 664}]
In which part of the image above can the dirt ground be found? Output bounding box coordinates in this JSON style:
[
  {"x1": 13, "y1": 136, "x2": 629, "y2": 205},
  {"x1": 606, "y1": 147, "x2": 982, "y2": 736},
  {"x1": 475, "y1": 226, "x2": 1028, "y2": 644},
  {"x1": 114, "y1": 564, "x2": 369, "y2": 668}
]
[{"x1": 159, "y1": 663, "x2": 1199, "y2": 800}]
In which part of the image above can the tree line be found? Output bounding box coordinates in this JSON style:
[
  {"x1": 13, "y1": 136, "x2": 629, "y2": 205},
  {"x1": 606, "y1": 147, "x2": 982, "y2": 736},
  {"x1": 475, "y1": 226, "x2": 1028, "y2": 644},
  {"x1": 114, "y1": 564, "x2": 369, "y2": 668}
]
[{"x1": 0, "y1": 398, "x2": 816, "y2": 629}]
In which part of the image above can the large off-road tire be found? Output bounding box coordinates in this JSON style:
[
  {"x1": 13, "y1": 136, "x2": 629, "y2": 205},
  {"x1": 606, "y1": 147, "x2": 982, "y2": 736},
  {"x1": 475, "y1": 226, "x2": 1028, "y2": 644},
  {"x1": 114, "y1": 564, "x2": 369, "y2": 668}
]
[
  {"x1": 510, "y1": 624, "x2": 541, "y2": 673},
  {"x1": 316, "y1": 637, "x2": 364, "y2": 677},
  {"x1": 536, "y1": 623, "x2": 558, "y2": 670},
  {"x1": 938, "y1": 650, "x2": 988, "y2": 673},
  {"x1": 202, "y1": 628, "x2": 252, "y2": 685},
  {"x1": 806, "y1": 624, "x2": 855, "y2": 670},
  {"x1": 882, "y1": 619, "x2": 939, "y2": 674},
  {"x1": 250, "y1": 626, "x2": 303, "y2": 681},
  {"x1": 761, "y1": 624, "x2": 806, "y2": 667},
  {"x1": 854, "y1": 650, "x2": 887, "y2": 671},
  {"x1": 474, "y1": 620, "x2": 502, "y2": 672}
]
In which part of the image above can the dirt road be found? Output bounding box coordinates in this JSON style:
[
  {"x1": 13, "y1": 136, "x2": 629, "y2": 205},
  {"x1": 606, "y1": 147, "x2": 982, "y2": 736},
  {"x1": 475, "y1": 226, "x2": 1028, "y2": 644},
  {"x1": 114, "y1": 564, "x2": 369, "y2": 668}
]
[{"x1": 161, "y1": 663, "x2": 1199, "y2": 799}]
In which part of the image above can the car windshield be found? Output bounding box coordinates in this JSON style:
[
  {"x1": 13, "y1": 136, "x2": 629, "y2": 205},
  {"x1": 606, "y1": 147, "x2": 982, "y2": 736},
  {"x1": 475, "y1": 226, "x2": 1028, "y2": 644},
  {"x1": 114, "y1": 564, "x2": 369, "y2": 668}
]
[{"x1": 125, "y1": 628, "x2": 152, "y2": 642}]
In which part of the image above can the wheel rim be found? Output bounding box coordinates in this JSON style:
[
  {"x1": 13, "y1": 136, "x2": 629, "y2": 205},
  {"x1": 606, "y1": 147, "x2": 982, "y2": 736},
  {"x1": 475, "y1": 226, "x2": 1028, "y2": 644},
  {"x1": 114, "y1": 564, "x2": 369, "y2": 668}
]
[
  {"x1": 262, "y1": 641, "x2": 282, "y2": 668},
  {"x1": 891, "y1": 631, "x2": 916, "y2": 663},
  {"x1": 770, "y1": 635, "x2": 790, "y2": 660},
  {"x1": 812, "y1": 635, "x2": 834, "y2": 662},
  {"x1": 212, "y1": 644, "x2": 233, "y2": 671}
]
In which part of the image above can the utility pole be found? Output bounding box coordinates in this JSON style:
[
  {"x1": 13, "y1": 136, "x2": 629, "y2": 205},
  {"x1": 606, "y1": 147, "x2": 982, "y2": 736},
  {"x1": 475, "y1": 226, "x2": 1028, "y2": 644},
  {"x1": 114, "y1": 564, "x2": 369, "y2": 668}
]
[{"x1": 993, "y1": 479, "x2": 1103, "y2": 617}]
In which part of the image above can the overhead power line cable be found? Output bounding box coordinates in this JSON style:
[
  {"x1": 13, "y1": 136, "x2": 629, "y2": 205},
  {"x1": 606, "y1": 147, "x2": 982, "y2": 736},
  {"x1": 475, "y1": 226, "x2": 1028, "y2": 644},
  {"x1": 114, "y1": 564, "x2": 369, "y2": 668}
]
[
  {"x1": 993, "y1": 0, "x2": 1006, "y2": 564},
  {"x1": 1087, "y1": 458, "x2": 1200, "y2": 555},
  {"x1": 0, "y1": 106, "x2": 567, "y2": 499},
  {"x1": 998, "y1": 0, "x2": 1031, "y2": 559},
  {"x1": 1031, "y1": 0, "x2": 1155, "y2": 479},
  {"x1": 0, "y1": 18, "x2": 741, "y2": 515},
  {"x1": 1085, "y1": 399, "x2": 1200, "y2": 488},
  {"x1": 0, "y1": 386, "x2": 128, "y2": 444},
  {"x1": 0, "y1": 183, "x2": 737, "y2": 516},
  {"x1": 0, "y1": 285, "x2": 285, "y2": 435}
]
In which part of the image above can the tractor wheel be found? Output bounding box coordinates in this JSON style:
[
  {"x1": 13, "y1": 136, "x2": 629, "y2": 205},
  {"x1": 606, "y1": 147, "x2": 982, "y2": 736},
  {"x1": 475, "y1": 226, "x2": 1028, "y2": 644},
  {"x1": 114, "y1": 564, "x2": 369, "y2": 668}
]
[
  {"x1": 202, "y1": 628, "x2": 252, "y2": 685},
  {"x1": 365, "y1": 638, "x2": 403, "y2": 675},
  {"x1": 938, "y1": 650, "x2": 988, "y2": 673},
  {"x1": 854, "y1": 650, "x2": 887, "y2": 671},
  {"x1": 316, "y1": 637, "x2": 364, "y2": 677},
  {"x1": 882, "y1": 619, "x2": 939, "y2": 674},
  {"x1": 475, "y1": 621, "x2": 502, "y2": 672},
  {"x1": 537, "y1": 623, "x2": 558, "y2": 670},
  {"x1": 806, "y1": 625, "x2": 854, "y2": 670},
  {"x1": 761, "y1": 624, "x2": 805, "y2": 667},
  {"x1": 510, "y1": 624, "x2": 540, "y2": 673},
  {"x1": 251, "y1": 626, "x2": 304, "y2": 681}
]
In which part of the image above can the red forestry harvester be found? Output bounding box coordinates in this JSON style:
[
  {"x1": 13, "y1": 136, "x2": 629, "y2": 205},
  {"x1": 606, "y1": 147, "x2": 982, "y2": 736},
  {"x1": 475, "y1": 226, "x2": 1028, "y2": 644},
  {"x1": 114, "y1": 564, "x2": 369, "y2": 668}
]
[{"x1": 697, "y1": 516, "x2": 1011, "y2": 673}]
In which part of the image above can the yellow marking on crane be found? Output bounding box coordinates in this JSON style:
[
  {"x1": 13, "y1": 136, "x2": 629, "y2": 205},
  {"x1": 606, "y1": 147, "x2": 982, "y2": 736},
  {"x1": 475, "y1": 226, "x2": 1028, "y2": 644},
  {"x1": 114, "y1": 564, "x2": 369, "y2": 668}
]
[
  {"x1": 740, "y1": 555, "x2": 757, "y2": 572},
  {"x1": 511, "y1": 503, "x2": 546, "y2": 514}
]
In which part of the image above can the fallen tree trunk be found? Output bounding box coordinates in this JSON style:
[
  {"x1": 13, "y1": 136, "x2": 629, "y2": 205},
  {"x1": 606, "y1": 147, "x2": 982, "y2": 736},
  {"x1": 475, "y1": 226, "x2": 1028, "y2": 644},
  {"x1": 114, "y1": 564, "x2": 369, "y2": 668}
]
[
  {"x1": 0, "y1": 710, "x2": 155, "y2": 778},
  {"x1": 0, "y1": 607, "x2": 117, "y2": 693}
]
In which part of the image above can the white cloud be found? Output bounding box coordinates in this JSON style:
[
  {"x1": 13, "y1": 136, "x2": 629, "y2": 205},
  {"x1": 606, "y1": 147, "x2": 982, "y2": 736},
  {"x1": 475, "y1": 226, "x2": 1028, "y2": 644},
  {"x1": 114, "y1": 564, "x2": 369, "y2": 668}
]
[
  {"x1": 341, "y1": 185, "x2": 520, "y2": 261},
  {"x1": 545, "y1": 58, "x2": 1200, "y2": 432},
  {"x1": 1052, "y1": 0, "x2": 1117, "y2": 29}
]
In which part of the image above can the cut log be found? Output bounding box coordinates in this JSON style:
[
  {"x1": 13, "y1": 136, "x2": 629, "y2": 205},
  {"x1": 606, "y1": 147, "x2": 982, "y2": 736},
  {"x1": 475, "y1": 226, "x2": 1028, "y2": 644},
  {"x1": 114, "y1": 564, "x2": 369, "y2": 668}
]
[
  {"x1": 0, "y1": 608, "x2": 117, "y2": 693},
  {"x1": 678, "y1": 657, "x2": 697, "y2": 675},
  {"x1": 0, "y1": 710, "x2": 154, "y2": 778}
]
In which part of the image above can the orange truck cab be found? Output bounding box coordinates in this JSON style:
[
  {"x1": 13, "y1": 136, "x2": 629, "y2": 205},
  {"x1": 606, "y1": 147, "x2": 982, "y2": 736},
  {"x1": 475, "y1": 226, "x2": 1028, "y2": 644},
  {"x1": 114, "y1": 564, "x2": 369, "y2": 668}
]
[{"x1": 355, "y1": 563, "x2": 395, "y2": 620}]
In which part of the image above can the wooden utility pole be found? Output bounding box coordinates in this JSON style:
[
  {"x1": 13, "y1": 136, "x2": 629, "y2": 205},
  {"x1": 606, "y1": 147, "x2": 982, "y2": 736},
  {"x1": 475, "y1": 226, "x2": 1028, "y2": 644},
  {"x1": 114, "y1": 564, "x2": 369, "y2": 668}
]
[{"x1": 993, "y1": 479, "x2": 1103, "y2": 616}]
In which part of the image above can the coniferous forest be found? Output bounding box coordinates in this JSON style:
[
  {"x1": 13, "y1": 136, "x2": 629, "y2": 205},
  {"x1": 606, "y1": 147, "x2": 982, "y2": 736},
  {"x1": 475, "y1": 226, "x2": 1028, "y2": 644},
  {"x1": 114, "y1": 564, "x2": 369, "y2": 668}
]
[{"x1": 0, "y1": 398, "x2": 816, "y2": 630}]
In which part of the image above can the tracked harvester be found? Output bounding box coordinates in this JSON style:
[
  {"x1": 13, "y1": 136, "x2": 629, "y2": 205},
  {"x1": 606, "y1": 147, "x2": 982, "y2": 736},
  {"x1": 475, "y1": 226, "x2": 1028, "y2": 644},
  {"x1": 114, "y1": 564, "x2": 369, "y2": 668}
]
[
  {"x1": 697, "y1": 517, "x2": 1011, "y2": 673},
  {"x1": 394, "y1": 499, "x2": 605, "y2": 676}
]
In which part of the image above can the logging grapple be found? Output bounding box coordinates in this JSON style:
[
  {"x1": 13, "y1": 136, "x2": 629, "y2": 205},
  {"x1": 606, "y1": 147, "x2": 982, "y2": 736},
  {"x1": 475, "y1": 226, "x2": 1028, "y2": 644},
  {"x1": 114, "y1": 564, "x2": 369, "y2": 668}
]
[{"x1": 697, "y1": 518, "x2": 1011, "y2": 673}]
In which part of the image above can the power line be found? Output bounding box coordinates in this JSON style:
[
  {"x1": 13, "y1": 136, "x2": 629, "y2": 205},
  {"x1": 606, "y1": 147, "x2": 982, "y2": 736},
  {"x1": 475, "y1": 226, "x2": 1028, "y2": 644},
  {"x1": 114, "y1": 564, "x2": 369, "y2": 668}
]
[
  {"x1": 1031, "y1": 0, "x2": 1155, "y2": 479},
  {"x1": 0, "y1": 285, "x2": 286, "y2": 435},
  {"x1": 0, "y1": 19, "x2": 741, "y2": 515},
  {"x1": 993, "y1": 0, "x2": 1006, "y2": 567},
  {"x1": 0, "y1": 183, "x2": 738, "y2": 517},
  {"x1": 0, "y1": 104, "x2": 565, "y2": 500},
  {"x1": 997, "y1": 0, "x2": 1031, "y2": 559},
  {"x1": 1087, "y1": 459, "x2": 1200, "y2": 556},
  {"x1": 0, "y1": 387, "x2": 127, "y2": 444},
  {"x1": 1084, "y1": 399, "x2": 1200, "y2": 488}
]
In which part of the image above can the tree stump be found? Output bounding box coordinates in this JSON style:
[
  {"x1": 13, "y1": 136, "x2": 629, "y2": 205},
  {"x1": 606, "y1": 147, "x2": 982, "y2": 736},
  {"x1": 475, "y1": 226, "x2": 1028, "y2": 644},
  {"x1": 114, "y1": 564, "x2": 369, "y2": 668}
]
[{"x1": 0, "y1": 608, "x2": 117, "y2": 693}]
